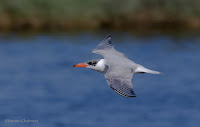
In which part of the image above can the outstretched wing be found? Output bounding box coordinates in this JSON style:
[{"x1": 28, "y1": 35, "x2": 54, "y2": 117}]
[
  {"x1": 104, "y1": 66, "x2": 136, "y2": 97},
  {"x1": 93, "y1": 35, "x2": 137, "y2": 97},
  {"x1": 105, "y1": 76, "x2": 136, "y2": 97},
  {"x1": 92, "y1": 35, "x2": 126, "y2": 59},
  {"x1": 93, "y1": 35, "x2": 113, "y2": 51}
]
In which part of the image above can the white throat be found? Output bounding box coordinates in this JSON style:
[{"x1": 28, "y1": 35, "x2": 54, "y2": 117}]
[{"x1": 95, "y1": 59, "x2": 106, "y2": 72}]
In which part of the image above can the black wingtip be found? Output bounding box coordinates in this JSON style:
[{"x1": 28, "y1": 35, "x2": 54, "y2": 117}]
[
  {"x1": 125, "y1": 93, "x2": 136, "y2": 97},
  {"x1": 131, "y1": 94, "x2": 137, "y2": 97},
  {"x1": 131, "y1": 91, "x2": 137, "y2": 97},
  {"x1": 107, "y1": 35, "x2": 111, "y2": 38},
  {"x1": 105, "y1": 35, "x2": 111, "y2": 39}
]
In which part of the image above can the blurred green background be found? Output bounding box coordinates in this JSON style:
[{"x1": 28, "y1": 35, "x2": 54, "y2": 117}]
[{"x1": 0, "y1": 0, "x2": 200, "y2": 31}]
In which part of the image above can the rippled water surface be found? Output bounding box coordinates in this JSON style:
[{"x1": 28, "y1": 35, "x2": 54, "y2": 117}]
[{"x1": 0, "y1": 33, "x2": 199, "y2": 127}]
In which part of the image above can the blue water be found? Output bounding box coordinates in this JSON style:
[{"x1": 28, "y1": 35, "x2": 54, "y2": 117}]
[{"x1": 0, "y1": 33, "x2": 199, "y2": 127}]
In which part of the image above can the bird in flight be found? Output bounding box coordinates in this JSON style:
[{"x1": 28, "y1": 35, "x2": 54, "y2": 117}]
[{"x1": 73, "y1": 35, "x2": 160, "y2": 97}]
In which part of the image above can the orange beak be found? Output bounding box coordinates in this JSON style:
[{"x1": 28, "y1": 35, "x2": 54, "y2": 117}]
[{"x1": 72, "y1": 63, "x2": 87, "y2": 67}]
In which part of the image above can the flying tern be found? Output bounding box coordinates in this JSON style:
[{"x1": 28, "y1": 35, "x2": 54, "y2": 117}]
[{"x1": 73, "y1": 35, "x2": 160, "y2": 97}]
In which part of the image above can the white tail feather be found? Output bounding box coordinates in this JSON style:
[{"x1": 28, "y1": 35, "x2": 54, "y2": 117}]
[{"x1": 135, "y1": 65, "x2": 161, "y2": 74}]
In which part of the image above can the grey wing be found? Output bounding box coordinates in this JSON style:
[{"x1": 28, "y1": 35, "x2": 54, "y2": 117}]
[
  {"x1": 92, "y1": 35, "x2": 127, "y2": 59},
  {"x1": 105, "y1": 66, "x2": 136, "y2": 97},
  {"x1": 93, "y1": 35, "x2": 113, "y2": 51},
  {"x1": 94, "y1": 35, "x2": 137, "y2": 97}
]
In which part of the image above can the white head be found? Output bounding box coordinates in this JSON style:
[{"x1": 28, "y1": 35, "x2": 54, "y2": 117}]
[{"x1": 73, "y1": 59, "x2": 108, "y2": 73}]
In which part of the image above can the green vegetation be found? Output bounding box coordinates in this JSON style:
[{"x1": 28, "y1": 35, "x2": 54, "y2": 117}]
[{"x1": 0, "y1": 0, "x2": 200, "y2": 31}]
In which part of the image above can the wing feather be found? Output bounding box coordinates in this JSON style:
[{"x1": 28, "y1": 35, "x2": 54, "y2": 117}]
[
  {"x1": 105, "y1": 75, "x2": 136, "y2": 97},
  {"x1": 105, "y1": 66, "x2": 136, "y2": 97},
  {"x1": 92, "y1": 35, "x2": 128, "y2": 59},
  {"x1": 93, "y1": 35, "x2": 137, "y2": 97}
]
